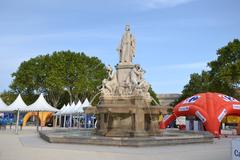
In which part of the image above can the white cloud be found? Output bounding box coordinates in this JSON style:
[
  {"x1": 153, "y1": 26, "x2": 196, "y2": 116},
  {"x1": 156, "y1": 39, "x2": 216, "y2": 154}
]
[{"x1": 137, "y1": 0, "x2": 196, "y2": 9}]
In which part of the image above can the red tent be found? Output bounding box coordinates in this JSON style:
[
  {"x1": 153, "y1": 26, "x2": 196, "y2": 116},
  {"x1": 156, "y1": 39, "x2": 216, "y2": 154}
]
[{"x1": 160, "y1": 92, "x2": 240, "y2": 137}]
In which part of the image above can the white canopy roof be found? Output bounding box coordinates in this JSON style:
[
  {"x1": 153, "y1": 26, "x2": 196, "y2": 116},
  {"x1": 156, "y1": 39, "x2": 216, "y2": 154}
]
[
  {"x1": 56, "y1": 98, "x2": 90, "y2": 115},
  {"x1": 74, "y1": 100, "x2": 82, "y2": 113},
  {"x1": 80, "y1": 98, "x2": 91, "y2": 113},
  {"x1": 56, "y1": 104, "x2": 66, "y2": 115},
  {"x1": 65, "y1": 102, "x2": 76, "y2": 114},
  {"x1": 82, "y1": 98, "x2": 90, "y2": 107},
  {"x1": 0, "y1": 98, "x2": 9, "y2": 112},
  {"x1": 8, "y1": 94, "x2": 28, "y2": 111},
  {"x1": 26, "y1": 93, "x2": 59, "y2": 112},
  {"x1": 61, "y1": 103, "x2": 71, "y2": 115}
]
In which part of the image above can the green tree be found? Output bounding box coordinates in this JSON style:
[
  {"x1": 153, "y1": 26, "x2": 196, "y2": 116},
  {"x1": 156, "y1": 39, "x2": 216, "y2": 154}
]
[
  {"x1": 0, "y1": 91, "x2": 17, "y2": 105},
  {"x1": 10, "y1": 51, "x2": 107, "y2": 107},
  {"x1": 148, "y1": 87, "x2": 160, "y2": 105},
  {"x1": 174, "y1": 39, "x2": 240, "y2": 106}
]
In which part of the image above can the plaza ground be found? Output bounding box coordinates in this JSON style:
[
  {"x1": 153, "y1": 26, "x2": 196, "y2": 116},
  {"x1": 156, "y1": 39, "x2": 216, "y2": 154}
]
[{"x1": 0, "y1": 127, "x2": 231, "y2": 160}]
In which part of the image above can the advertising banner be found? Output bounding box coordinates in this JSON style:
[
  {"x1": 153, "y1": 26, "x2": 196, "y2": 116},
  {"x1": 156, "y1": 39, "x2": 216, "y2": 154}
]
[{"x1": 232, "y1": 139, "x2": 240, "y2": 160}]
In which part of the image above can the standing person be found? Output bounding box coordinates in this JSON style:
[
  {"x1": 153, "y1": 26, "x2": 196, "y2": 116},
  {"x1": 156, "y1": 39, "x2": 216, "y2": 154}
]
[
  {"x1": 19, "y1": 119, "x2": 23, "y2": 131},
  {"x1": 9, "y1": 118, "x2": 13, "y2": 130},
  {"x1": 2, "y1": 118, "x2": 7, "y2": 130},
  {"x1": 0, "y1": 117, "x2": 2, "y2": 130}
]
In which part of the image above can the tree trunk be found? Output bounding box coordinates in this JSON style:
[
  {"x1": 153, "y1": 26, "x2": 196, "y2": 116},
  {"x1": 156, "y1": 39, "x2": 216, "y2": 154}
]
[{"x1": 67, "y1": 89, "x2": 73, "y2": 105}]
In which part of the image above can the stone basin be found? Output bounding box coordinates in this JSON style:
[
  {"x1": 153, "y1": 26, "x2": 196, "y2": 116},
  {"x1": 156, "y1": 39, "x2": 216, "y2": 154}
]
[{"x1": 39, "y1": 128, "x2": 214, "y2": 147}]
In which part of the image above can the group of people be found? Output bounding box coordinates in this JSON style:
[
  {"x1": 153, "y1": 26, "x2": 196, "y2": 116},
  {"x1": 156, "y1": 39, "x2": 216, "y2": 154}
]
[{"x1": 0, "y1": 116, "x2": 23, "y2": 130}]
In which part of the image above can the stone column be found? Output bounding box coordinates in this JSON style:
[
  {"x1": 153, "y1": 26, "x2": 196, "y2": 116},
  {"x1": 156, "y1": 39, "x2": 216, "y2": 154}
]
[
  {"x1": 135, "y1": 108, "x2": 145, "y2": 136},
  {"x1": 99, "y1": 113, "x2": 106, "y2": 130}
]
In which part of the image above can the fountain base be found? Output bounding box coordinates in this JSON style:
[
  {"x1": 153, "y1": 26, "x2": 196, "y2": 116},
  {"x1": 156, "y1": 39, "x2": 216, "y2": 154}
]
[
  {"x1": 39, "y1": 128, "x2": 214, "y2": 147},
  {"x1": 85, "y1": 95, "x2": 164, "y2": 137}
]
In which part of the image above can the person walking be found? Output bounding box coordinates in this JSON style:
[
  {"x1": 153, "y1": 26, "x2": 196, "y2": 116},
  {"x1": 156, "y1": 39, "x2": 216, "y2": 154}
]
[{"x1": 19, "y1": 119, "x2": 23, "y2": 131}]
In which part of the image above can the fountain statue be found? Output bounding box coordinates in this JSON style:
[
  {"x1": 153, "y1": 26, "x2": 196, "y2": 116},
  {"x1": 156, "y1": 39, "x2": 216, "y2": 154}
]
[
  {"x1": 86, "y1": 25, "x2": 162, "y2": 137},
  {"x1": 39, "y1": 25, "x2": 214, "y2": 146}
]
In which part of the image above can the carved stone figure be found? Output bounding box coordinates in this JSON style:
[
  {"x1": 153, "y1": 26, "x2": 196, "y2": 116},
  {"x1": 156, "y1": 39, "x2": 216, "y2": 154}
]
[
  {"x1": 100, "y1": 26, "x2": 150, "y2": 98},
  {"x1": 117, "y1": 25, "x2": 136, "y2": 64},
  {"x1": 130, "y1": 64, "x2": 144, "y2": 86},
  {"x1": 101, "y1": 65, "x2": 118, "y2": 95},
  {"x1": 106, "y1": 65, "x2": 114, "y2": 80}
]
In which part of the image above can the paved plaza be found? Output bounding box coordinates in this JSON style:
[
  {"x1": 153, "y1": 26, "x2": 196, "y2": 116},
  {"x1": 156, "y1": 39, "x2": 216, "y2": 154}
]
[{"x1": 0, "y1": 128, "x2": 231, "y2": 160}]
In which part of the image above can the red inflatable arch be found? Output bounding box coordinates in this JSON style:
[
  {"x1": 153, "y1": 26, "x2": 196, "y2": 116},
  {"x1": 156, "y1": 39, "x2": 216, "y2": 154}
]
[{"x1": 160, "y1": 92, "x2": 240, "y2": 137}]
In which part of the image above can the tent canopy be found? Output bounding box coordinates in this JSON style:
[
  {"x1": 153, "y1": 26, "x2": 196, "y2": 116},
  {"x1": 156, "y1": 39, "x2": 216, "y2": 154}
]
[
  {"x1": 8, "y1": 94, "x2": 28, "y2": 112},
  {"x1": 74, "y1": 100, "x2": 82, "y2": 113},
  {"x1": 66, "y1": 102, "x2": 76, "y2": 114},
  {"x1": 56, "y1": 104, "x2": 66, "y2": 115},
  {"x1": 0, "y1": 98, "x2": 9, "y2": 112},
  {"x1": 61, "y1": 103, "x2": 70, "y2": 115},
  {"x1": 26, "y1": 93, "x2": 59, "y2": 112}
]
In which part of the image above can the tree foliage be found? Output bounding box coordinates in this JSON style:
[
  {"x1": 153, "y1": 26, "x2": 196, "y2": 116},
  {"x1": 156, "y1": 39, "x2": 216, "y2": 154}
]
[
  {"x1": 174, "y1": 39, "x2": 240, "y2": 106},
  {"x1": 148, "y1": 87, "x2": 160, "y2": 105},
  {"x1": 9, "y1": 51, "x2": 107, "y2": 107}
]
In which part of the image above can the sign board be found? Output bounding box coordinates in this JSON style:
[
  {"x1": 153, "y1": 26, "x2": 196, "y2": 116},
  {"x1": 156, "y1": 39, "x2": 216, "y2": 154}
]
[
  {"x1": 232, "y1": 139, "x2": 240, "y2": 160},
  {"x1": 176, "y1": 116, "x2": 186, "y2": 125},
  {"x1": 183, "y1": 95, "x2": 200, "y2": 104},
  {"x1": 163, "y1": 115, "x2": 170, "y2": 122},
  {"x1": 218, "y1": 109, "x2": 228, "y2": 122},
  {"x1": 195, "y1": 111, "x2": 206, "y2": 123},
  {"x1": 178, "y1": 106, "x2": 189, "y2": 112},
  {"x1": 233, "y1": 105, "x2": 240, "y2": 110},
  {"x1": 219, "y1": 94, "x2": 239, "y2": 102}
]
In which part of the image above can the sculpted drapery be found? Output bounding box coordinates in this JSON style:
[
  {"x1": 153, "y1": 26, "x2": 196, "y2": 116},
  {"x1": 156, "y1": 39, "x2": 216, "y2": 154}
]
[{"x1": 117, "y1": 25, "x2": 136, "y2": 64}]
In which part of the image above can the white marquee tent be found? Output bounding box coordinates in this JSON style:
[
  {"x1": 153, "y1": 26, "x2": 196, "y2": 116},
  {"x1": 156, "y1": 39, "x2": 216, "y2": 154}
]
[
  {"x1": 8, "y1": 94, "x2": 28, "y2": 112},
  {"x1": 27, "y1": 93, "x2": 59, "y2": 112},
  {"x1": 56, "y1": 104, "x2": 66, "y2": 116},
  {"x1": 82, "y1": 98, "x2": 91, "y2": 110},
  {"x1": 26, "y1": 93, "x2": 59, "y2": 131},
  {"x1": 8, "y1": 94, "x2": 28, "y2": 134},
  {"x1": 74, "y1": 100, "x2": 82, "y2": 114},
  {"x1": 0, "y1": 98, "x2": 9, "y2": 112}
]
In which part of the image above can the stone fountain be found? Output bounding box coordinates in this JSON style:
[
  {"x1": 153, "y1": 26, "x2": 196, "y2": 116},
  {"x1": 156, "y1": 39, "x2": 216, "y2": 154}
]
[
  {"x1": 87, "y1": 25, "x2": 162, "y2": 137},
  {"x1": 39, "y1": 25, "x2": 214, "y2": 146}
]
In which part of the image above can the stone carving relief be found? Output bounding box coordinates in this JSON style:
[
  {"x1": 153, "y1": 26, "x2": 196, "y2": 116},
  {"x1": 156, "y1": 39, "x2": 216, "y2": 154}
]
[
  {"x1": 101, "y1": 65, "x2": 118, "y2": 95},
  {"x1": 101, "y1": 64, "x2": 150, "y2": 98}
]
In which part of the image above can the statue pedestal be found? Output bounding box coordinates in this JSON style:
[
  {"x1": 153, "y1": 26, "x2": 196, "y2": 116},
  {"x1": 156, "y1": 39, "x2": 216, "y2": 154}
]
[
  {"x1": 91, "y1": 95, "x2": 162, "y2": 137},
  {"x1": 116, "y1": 64, "x2": 134, "y2": 85}
]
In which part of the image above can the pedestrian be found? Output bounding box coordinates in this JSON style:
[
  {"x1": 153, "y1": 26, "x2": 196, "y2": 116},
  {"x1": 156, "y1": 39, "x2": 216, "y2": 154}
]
[
  {"x1": 2, "y1": 118, "x2": 7, "y2": 130},
  {"x1": 0, "y1": 117, "x2": 2, "y2": 130},
  {"x1": 9, "y1": 118, "x2": 13, "y2": 130},
  {"x1": 19, "y1": 119, "x2": 23, "y2": 130}
]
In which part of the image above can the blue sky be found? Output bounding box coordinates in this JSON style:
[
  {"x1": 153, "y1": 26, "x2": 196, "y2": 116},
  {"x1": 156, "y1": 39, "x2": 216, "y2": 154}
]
[{"x1": 0, "y1": 0, "x2": 240, "y2": 94}]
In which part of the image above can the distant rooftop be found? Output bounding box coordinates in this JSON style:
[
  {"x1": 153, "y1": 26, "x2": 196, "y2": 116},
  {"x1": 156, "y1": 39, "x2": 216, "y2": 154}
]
[{"x1": 158, "y1": 93, "x2": 181, "y2": 107}]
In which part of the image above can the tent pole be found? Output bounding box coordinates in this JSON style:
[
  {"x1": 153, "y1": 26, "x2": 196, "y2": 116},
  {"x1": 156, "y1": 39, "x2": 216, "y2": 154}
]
[
  {"x1": 41, "y1": 112, "x2": 43, "y2": 130},
  {"x1": 64, "y1": 115, "x2": 66, "y2": 128},
  {"x1": 92, "y1": 115, "x2": 94, "y2": 128},
  {"x1": 59, "y1": 114, "x2": 61, "y2": 127},
  {"x1": 36, "y1": 112, "x2": 39, "y2": 132},
  {"x1": 70, "y1": 114, "x2": 72, "y2": 128},
  {"x1": 84, "y1": 114, "x2": 87, "y2": 128},
  {"x1": 54, "y1": 115, "x2": 58, "y2": 128},
  {"x1": 78, "y1": 113, "x2": 81, "y2": 128},
  {"x1": 15, "y1": 109, "x2": 20, "y2": 134}
]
